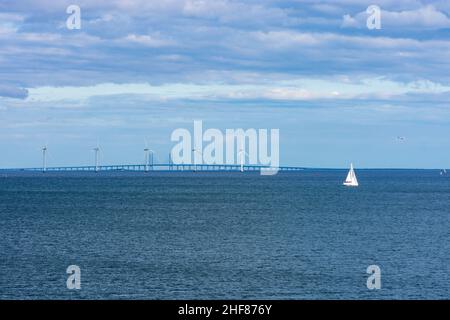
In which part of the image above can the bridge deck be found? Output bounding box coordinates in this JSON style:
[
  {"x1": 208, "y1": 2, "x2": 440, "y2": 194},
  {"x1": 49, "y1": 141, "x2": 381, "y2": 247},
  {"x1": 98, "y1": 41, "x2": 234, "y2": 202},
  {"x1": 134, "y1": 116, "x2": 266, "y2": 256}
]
[{"x1": 0, "y1": 163, "x2": 306, "y2": 172}]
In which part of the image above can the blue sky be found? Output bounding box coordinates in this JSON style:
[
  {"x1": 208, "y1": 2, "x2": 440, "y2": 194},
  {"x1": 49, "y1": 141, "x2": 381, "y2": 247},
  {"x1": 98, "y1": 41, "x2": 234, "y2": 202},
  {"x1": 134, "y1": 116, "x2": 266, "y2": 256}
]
[{"x1": 1, "y1": 0, "x2": 450, "y2": 168}]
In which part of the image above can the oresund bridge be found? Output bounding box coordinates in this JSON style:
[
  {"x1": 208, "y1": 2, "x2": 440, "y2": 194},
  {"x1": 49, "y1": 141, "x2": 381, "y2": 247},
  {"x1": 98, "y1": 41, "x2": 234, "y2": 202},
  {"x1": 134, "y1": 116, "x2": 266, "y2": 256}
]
[{"x1": 0, "y1": 163, "x2": 306, "y2": 173}]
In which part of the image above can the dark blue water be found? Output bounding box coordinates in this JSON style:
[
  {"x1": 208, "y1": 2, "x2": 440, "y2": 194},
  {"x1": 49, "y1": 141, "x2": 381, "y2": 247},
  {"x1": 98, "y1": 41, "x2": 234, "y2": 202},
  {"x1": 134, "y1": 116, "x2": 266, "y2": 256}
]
[{"x1": 0, "y1": 170, "x2": 449, "y2": 299}]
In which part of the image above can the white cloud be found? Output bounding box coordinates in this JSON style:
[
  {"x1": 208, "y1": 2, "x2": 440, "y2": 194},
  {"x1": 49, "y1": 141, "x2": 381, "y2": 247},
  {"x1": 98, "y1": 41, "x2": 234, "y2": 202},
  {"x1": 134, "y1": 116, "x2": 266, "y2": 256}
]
[
  {"x1": 24, "y1": 78, "x2": 450, "y2": 103},
  {"x1": 341, "y1": 14, "x2": 359, "y2": 28},
  {"x1": 262, "y1": 88, "x2": 314, "y2": 100},
  {"x1": 182, "y1": 0, "x2": 230, "y2": 18},
  {"x1": 124, "y1": 34, "x2": 176, "y2": 47},
  {"x1": 249, "y1": 29, "x2": 445, "y2": 51},
  {"x1": 0, "y1": 13, "x2": 24, "y2": 36},
  {"x1": 252, "y1": 31, "x2": 322, "y2": 47}
]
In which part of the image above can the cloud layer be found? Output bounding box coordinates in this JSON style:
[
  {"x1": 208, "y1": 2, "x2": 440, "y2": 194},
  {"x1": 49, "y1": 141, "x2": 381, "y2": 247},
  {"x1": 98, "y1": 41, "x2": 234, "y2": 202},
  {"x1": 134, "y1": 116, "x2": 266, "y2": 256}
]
[{"x1": 1, "y1": 0, "x2": 450, "y2": 167}]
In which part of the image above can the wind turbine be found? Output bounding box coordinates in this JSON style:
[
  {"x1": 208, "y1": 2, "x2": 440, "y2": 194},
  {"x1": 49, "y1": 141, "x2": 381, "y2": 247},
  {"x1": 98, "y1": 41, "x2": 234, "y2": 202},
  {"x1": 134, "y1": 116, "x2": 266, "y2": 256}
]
[
  {"x1": 144, "y1": 147, "x2": 150, "y2": 172},
  {"x1": 93, "y1": 145, "x2": 100, "y2": 172},
  {"x1": 238, "y1": 141, "x2": 248, "y2": 173},
  {"x1": 143, "y1": 145, "x2": 154, "y2": 172},
  {"x1": 42, "y1": 146, "x2": 47, "y2": 173}
]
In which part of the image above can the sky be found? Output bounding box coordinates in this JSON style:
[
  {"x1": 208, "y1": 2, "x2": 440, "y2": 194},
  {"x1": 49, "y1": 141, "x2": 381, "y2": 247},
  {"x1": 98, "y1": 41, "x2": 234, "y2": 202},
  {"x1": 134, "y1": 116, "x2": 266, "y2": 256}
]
[{"x1": 1, "y1": 0, "x2": 450, "y2": 168}]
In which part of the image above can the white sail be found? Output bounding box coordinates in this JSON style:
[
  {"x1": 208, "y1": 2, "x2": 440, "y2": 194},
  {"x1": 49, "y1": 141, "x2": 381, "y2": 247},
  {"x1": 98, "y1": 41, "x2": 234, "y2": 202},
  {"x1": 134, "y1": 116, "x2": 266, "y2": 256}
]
[{"x1": 343, "y1": 163, "x2": 358, "y2": 187}]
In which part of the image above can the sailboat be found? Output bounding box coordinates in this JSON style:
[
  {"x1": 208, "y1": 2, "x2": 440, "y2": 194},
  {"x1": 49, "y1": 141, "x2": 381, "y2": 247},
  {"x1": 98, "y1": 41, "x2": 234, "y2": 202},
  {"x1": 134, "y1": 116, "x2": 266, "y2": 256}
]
[{"x1": 343, "y1": 163, "x2": 359, "y2": 187}]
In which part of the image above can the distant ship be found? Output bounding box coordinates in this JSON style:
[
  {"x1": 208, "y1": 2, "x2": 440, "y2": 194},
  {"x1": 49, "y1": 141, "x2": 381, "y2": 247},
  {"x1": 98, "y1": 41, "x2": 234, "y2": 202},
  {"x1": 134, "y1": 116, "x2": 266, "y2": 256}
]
[
  {"x1": 440, "y1": 169, "x2": 447, "y2": 176},
  {"x1": 343, "y1": 163, "x2": 359, "y2": 187}
]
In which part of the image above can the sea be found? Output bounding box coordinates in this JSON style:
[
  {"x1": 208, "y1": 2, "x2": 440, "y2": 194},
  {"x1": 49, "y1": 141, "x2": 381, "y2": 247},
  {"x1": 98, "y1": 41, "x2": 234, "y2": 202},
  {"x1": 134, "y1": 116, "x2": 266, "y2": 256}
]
[{"x1": 0, "y1": 169, "x2": 449, "y2": 299}]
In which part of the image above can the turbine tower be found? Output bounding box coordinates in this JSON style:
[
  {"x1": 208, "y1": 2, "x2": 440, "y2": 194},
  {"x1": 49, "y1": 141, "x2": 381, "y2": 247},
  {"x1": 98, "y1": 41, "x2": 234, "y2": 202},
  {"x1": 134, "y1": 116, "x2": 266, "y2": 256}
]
[
  {"x1": 42, "y1": 146, "x2": 47, "y2": 173},
  {"x1": 238, "y1": 142, "x2": 248, "y2": 173},
  {"x1": 93, "y1": 146, "x2": 100, "y2": 172},
  {"x1": 150, "y1": 150, "x2": 154, "y2": 170},
  {"x1": 144, "y1": 147, "x2": 149, "y2": 172},
  {"x1": 144, "y1": 148, "x2": 154, "y2": 172}
]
